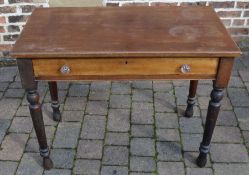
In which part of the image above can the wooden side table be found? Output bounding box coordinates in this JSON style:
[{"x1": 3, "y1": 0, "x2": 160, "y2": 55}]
[{"x1": 11, "y1": 6, "x2": 241, "y2": 170}]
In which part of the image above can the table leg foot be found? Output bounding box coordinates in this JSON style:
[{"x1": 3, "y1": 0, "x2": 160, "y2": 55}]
[
  {"x1": 184, "y1": 98, "x2": 195, "y2": 118},
  {"x1": 43, "y1": 157, "x2": 53, "y2": 170},
  {"x1": 196, "y1": 152, "x2": 207, "y2": 168},
  {"x1": 51, "y1": 102, "x2": 61, "y2": 122}
]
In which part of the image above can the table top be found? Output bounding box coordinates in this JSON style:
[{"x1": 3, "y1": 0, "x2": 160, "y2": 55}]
[{"x1": 12, "y1": 6, "x2": 241, "y2": 58}]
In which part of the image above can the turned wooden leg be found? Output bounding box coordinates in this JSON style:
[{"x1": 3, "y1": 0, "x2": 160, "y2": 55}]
[
  {"x1": 196, "y1": 86, "x2": 224, "y2": 167},
  {"x1": 27, "y1": 90, "x2": 53, "y2": 170},
  {"x1": 48, "y1": 81, "x2": 61, "y2": 121},
  {"x1": 185, "y1": 80, "x2": 198, "y2": 118}
]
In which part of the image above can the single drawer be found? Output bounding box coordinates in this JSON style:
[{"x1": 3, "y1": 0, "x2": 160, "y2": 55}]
[{"x1": 32, "y1": 58, "x2": 219, "y2": 80}]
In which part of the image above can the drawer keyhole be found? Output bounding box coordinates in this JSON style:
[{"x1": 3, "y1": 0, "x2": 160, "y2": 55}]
[{"x1": 125, "y1": 61, "x2": 128, "y2": 64}]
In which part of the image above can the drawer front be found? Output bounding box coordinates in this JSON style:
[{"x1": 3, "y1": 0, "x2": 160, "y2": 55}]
[{"x1": 32, "y1": 58, "x2": 219, "y2": 80}]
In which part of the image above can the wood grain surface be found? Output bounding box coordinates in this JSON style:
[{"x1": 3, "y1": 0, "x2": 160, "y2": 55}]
[
  {"x1": 12, "y1": 6, "x2": 241, "y2": 58},
  {"x1": 32, "y1": 57, "x2": 218, "y2": 80}
]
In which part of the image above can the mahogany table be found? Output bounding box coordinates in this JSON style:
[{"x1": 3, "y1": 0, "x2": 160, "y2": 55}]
[{"x1": 11, "y1": 6, "x2": 241, "y2": 170}]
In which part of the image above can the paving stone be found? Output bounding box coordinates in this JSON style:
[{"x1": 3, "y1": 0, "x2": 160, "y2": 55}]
[
  {"x1": 228, "y1": 76, "x2": 244, "y2": 87},
  {"x1": 9, "y1": 116, "x2": 33, "y2": 133},
  {"x1": 182, "y1": 134, "x2": 202, "y2": 151},
  {"x1": 130, "y1": 156, "x2": 156, "y2": 172},
  {"x1": 9, "y1": 81, "x2": 22, "y2": 89},
  {"x1": 4, "y1": 88, "x2": 25, "y2": 98},
  {"x1": 129, "y1": 173, "x2": 151, "y2": 175},
  {"x1": 130, "y1": 138, "x2": 155, "y2": 156},
  {"x1": 50, "y1": 149, "x2": 75, "y2": 169},
  {"x1": 102, "y1": 146, "x2": 129, "y2": 165},
  {"x1": 42, "y1": 103, "x2": 64, "y2": 126},
  {"x1": 228, "y1": 88, "x2": 249, "y2": 107},
  {"x1": 111, "y1": 81, "x2": 131, "y2": 94},
  {"x1": 25, "y1": 138, "x2": 52, "y2": 152},
  {"x1": 74, "y1": 159, "x2": 101, "y2": 175},
  {"x1": 0, "y1": 67, "x2": 17, "y2": 82},
  {"x1": 0, "y1": 119, "x2": 11, "y2": 143},
  {"x1": 156, "y1": 129, "x2": 180, "y2": 141},
  {"x1": 157, "y1": 162, "x2": 185, "y2": 175},
  {"x1": 44, "y1": 90, "x2": 67, "y2": 103},
  {"x1": 101, "y1": 166, "x2": 128, "y2": 175},
  {"x1": 132, "y1": 89, "x2": 153, "y2": 102},
  {"x1": 198, "y1": 96, "x2": 234, "y2": 110},
  {"x1": 184, "y1": 152, "x2": 211, "y2": 168},
  {"x1": 0, "y1": 133, "x2": 29, "y2": 161},
  {"x1": 131, "y1": 102, "x2": 154, "y2": 124},
  {"x1": 91, "y1": 81, "x2": 111, "y2": 92},
  {"x1": 234, "y1": 108, "x2": 249, "y2": 130},
  {"x1": 89, "y1": 90, "x2": 110, "y2": 101},
  {"x1": 68, "y1": 84, "x2": 89, "y2": 97},
  {"x1": 110, "y1": 94, "x2": 131, "y2": 109},
  {"x1": 213, "y1": 163, "x2": 249, "y2": 175},
  {"x1": 132, "y1": 80, "x2": 153, "y2": 89},
  {"x1": 0, "y1": 98, "x2": 21, "y2": 119},
  {"x1": 81, "y1": 115, "x2": 106, "y2": 139},
  {"x1": 173, "y1": 80, "x2": 189, "y2": 87},
  {"x1": 57, "y1": 82, "x2": 70, "y2": 90},
  {"x1": 77, "y1": 140, "x2": 103, "y2": 159},
  {"x1": 212, "y1": 126, "x2": 242, "y2": 143},
  {"x1": 186, "y1": 168, "x2": 213, "y2": 175},
  {"x1": 131, "y1": 125, "x2": 154, "y2": 137},
  {"x1": 153, "y1": 80, "x2": 173, "y2": 92},
  {"x1": 16, "y1": 153, "x2": 43, "y2": 175},
  {"x1": 62, "y1": 110, "x2": 84, "y2": 122},
  {"x1": 44, "y1": 169, "x2": 71, "y2": 175},
  {"x1": 239, "y1": 69, "x2": 249, "y2": 82},
  {"x1": 179, "y1": 117, "x2": 203, "y2": 133},
  {"x1": 242, "y1": 131, "x2": 249, "y2": 146},
  {"x1": 107, "y1": 109, "x2": 130, "y2": 132},
  {"x1": 155, "y1": 113, "x2": 179, "y2": 128},
  {"x1": 157, "y1": 142, "x2": 182, "y2": 161},
  {"x1": 31, "y1": 125, "x2": 55, "y2": 139},
  {"x1": 197, "y1": 85, "x2": 213, "y2": 96},
  {"x1": 0, "y1": 161, "x2": 18, "y2": 175},
  {"x1": 16, "y1": 105, "x2": 30, "y2": 116},
  {"x1": 154, "y1": 92, "x2": 176, "y2": 112},
  {"x1": 175, "y1": 86, "x2": 188, "y2": 105},
  {"x1": 86, "y1": 100, "x2": 108, "y2": 115},
  {"x1": 234, "y1": 107, "x2": 249, "y2": 120},
  {"x1": 201, "y1": 110, "x2": 238, "y2": 126},
  {"x1": 53, "y1": 122, "x2": 81, "y2": 148},
  {"x1": 64, "y1": 97, "x2": 87, "y2": 111},
  {"x1": 0, "y1": 82, "x2": 9, "y2": 91},
  {"x1": 210, "y1": 144, "x2": 249, "y2": 163},
  {"x1": 105, "y1": 132, "x2": 129, "y2": 146}
]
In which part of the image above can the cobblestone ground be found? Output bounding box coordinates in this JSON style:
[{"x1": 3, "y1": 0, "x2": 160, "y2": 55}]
[{"x1": 0, "y1": 54, "x2": 249, "y2": 175}]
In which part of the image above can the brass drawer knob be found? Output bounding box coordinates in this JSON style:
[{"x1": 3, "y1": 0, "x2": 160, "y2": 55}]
[
  {"x1": 181, "y1": 64, "x2": 191, "y2": 73},
  {"x1": 60, "y1": 65, "x2": 71, "y2": 74}
]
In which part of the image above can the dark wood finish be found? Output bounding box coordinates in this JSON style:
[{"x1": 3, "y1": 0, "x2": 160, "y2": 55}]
[
  {"x1": 27, "y1": 90, "x2": 53, "y2": 170},
  {"x1": 215, "y1": 58, "x2": 235, "y2": 88},
  {"x1": 11, "y1": 6, "x2": 241, "y2": 58},
  {"x1": 16, "y1": 59, "x2": 37, "y2": 91},
  {"x1": 196, "y1": 85, "x2": 224, "y2": 167},
  {"x1": 185, "y1": 80, "x2": 198, "y2": 118},
  {"x1": 48, "y1": 82, "x2": 61, "y2": 121}
]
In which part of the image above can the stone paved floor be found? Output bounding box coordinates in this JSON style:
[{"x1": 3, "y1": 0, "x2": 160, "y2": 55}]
[{"x1": 0, "y1": 53, "x2": 249, "y2": 175}]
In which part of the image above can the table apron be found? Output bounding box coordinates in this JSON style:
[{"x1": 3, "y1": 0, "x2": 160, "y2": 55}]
[{"x1": 32, "y1": 57, "x2": 219, "y2": 81}]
